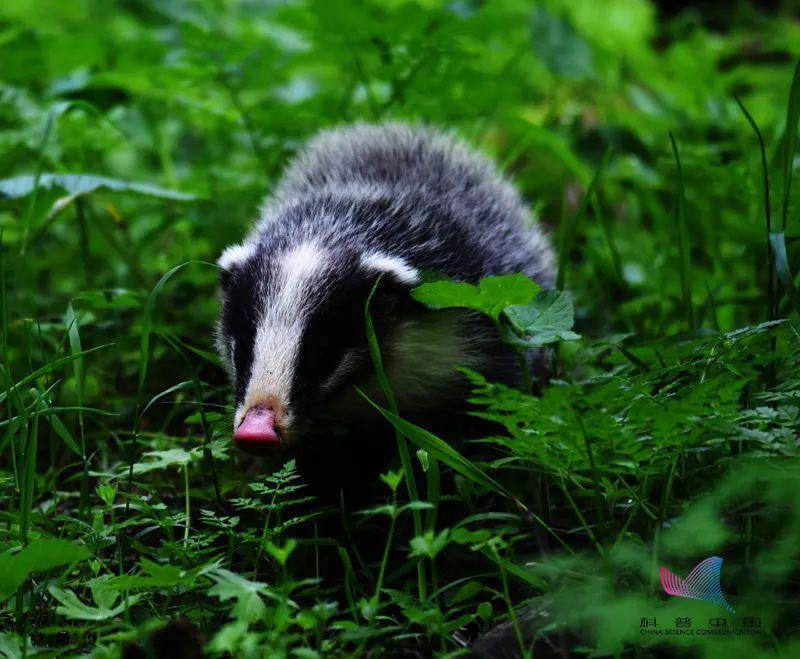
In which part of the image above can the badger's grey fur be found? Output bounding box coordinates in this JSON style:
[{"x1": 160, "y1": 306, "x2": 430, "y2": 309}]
[{"x1": 216, "y1": 122, "x2": 554, "y2": 473}]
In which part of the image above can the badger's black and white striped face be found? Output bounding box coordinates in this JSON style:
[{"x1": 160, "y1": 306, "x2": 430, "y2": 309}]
[{"x1": 216, "y1": 239, "x2": 421, "y2": 452}]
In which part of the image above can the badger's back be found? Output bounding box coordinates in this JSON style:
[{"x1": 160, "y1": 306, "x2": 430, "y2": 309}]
[{"x1": 260, "y1": 123, "x2": 554, "y2": 287}]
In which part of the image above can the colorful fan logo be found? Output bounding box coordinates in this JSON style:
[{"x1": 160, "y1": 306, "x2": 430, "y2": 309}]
[{"x1": 660, "y1": 556, "x2": 734, "y2": 613}]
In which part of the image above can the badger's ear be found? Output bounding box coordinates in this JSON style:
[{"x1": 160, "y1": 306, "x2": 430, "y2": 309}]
[
  {"x1": 217, "y1": 242, "x2": 257, "y2": 290},
  {"x1": 359, "y1": 252, "x2": 421, "y2": 288}
]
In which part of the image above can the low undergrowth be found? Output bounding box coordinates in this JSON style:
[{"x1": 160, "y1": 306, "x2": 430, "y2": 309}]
[{"x1": 1, "y1": 1, "x2": 800, "y2": 657}]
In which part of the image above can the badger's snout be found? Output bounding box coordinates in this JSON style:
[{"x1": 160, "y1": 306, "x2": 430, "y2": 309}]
[{"x1": 234, "y1": 404, "x2": 282, "y2": 454}]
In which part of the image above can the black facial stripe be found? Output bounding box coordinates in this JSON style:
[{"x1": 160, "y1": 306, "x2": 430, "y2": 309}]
[
  {"x1": 292, "y1": 270, "x2": 373, "y2": 408},
  {"x1": 219, "y1": 257, "x2": 266, "y2": 406},
  {"x1": 291, "y1": 265, "x2": 418, "y2": 411}
]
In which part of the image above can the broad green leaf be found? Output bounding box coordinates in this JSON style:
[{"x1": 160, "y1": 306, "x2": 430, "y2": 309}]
[
  {"x1": 0, "y1": 173, "x2": 196, "y2": 201},
  {"x1": 0, "y1": 632, "x2": 37, "y2": 659},
  {"x1": 0, "y1": 540, "x2": 89, "y2": 599},
  {"x1": 129, "y1": 448, "x2": 195, "y2": 475},
  {"x1": 411, "y1": 274, "x2": 540, "y2": 322},
  {"x1": 208, "y1": 568, "x2": 274, "y2": 624},
  {"x1": 502, "y1": 289, "x2": 581, "y2": 347},
  {"x1": 48, "y1": 585, "x2": 139, "y2": 621},
  {"x1": 531, "y1": 7, "x2": 594, "y2": 79},
  {"x1": 122, "y1": 440, "x2": 229, "y2": 477},
  {"x1": 92, "y1": 558, "x2": 217, "y2": 593}
]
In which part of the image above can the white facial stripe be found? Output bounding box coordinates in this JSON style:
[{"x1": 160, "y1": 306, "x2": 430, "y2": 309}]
[
  {"x1": 239, "y1": 242, "x2": 325, "y2": 426},
  {"x1": 218, "y1": 241, "x2": 257, "y2": 271},
  {"x1": 360, "y1": 252, "x2": 420, "y2": 285}
]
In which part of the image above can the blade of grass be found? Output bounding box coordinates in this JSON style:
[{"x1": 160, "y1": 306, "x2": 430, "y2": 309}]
[
  {"x1": 0, "y1": 405, "x2": 115, "y2": 430},
  {"x1": 736, "y1": 96, "x2": 774, "y2": 313},
  {"x1": 137, "y1": 261, "x2": 218, "y2": 406},
  {"x1": 359, "y1": 395, "x2": 508, "y2": 496},
  {"x1": 769, "y1": 232, "x2": 799, "y2": 314},
  {"x1": 158, "y1": 332, "x2": 222, "y2": 504},
  {"x1": 557, "y1": 148, "x2": 612, "y2": 290},
  {"x1": 363, "y1": 276, "x2": 427, "y2": 601},
  {"x1": 358, "y1": 390, "x2": 573, "y2": 554},
  {"x1": 0, "y1": 345, "x2": 112, "y2": 407},
  {"x1": 780, "y1": 58, "x2": 800, "y2": 232},
  {"x1": 0, "y1": 229, "x2": 20, "y2": 490},
  {"x1": 20, "y1": 109, "x2": 57, "y2": 255},
  {"x1": 20, "y1": 415, "x2": 37, "y2": 548},
  {"x1": 591, "y1": 193, "x2": 624, "y2": 284},
  {"x1": 65, "y1": 303, "x2": 89, "y2": 517},
  {"x1": 668, "y1": 132, "x2": 695, "y2": 330},
  {"x1": 425, "y1": 454, "x2": 440, "y2": 537},
  {"x1": 736, "y1": 95, "x2": 778, "y2": 386},
  {"x1": 130, "y1": 261, "x2": 216, "y2": 513}
]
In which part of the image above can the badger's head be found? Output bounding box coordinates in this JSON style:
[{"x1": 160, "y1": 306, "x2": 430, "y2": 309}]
[{"x1": 216, "y1": 238, "x2": 466, "y2": 456}]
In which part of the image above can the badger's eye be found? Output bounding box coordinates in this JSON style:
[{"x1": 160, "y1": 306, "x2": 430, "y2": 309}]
[{"x1": 319, "y1": 350, "x2": 363, "y2": 393}]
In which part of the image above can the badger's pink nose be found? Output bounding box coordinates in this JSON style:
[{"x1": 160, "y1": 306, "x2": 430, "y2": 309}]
[{"x1": 234, "y1": 405, "x2": 280, "y2": 449}]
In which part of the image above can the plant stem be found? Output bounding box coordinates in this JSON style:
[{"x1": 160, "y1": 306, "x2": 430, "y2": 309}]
[
  {"x1": 516, "y1": 350, "x2": 533, "y2": 395},
  {"x1": 373, "y1": 491, "x2": 398, "y2": 606},
  {"x1": 183, "y1": 463, "x2": 190, "y2": 546},
  {"x1": 668, "y1": 132, "x2": 695, "y2": 330},
  {"x1": 493, "y1": 544, "x2": 527, "y2": 659}
]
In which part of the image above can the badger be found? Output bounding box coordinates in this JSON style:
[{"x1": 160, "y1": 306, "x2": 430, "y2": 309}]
[{"x1": 216, "y1": 123, "x2": 555, "y2": 491}]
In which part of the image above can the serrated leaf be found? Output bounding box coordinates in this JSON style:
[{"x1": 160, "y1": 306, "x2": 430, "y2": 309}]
[
  {"x1": 208, "y1": 568, "x2": 272, "y2": 624},
  {"x1": 409, "y1": 529, "x2": 450, "y2": 559},
  {"x1": 502, "y1": 289, "x2": 581, "y2": 347},
  {"x1": 411, "y1": 274, "x2": 540, "y2": 322},
  {"x1": 129, "y1": 448, "x2": 195, "y2": 474},
  {"x1": 49, "y1": 585, "x2": 139, "y2": 621}
]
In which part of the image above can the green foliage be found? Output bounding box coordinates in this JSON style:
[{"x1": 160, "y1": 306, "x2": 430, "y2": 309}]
[
  {"x1": 1, "y1": 0, "x2": 799, "y2": 656},
  {"x1": 411, "y1": 274, "x2": 541, "y2": 323},
  {"x1": 0, "y1": 173, "x2": 196, "y2": 201},
  {"x1": 0, "y1": 540, "x2": 89, "y2": 599},
  {"x1": 502, "y1": 289, "x2": 581, "y2": 347}
]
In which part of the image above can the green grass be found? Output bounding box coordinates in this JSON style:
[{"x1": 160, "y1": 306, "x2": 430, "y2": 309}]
[{"x1": 1, "y1": 1, "x2": 800, "y2": 657}]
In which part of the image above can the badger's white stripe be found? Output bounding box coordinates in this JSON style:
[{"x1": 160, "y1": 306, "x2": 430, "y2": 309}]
[
  {"x1": 360, "y1": 252, "x2": 420, "y2": 284},
  {"x1": 236, "y1": 242, "x2": 324, "y2": 428},
  {"x1": 218, "y1": 241, "x2": 257, "y2": 271}
]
